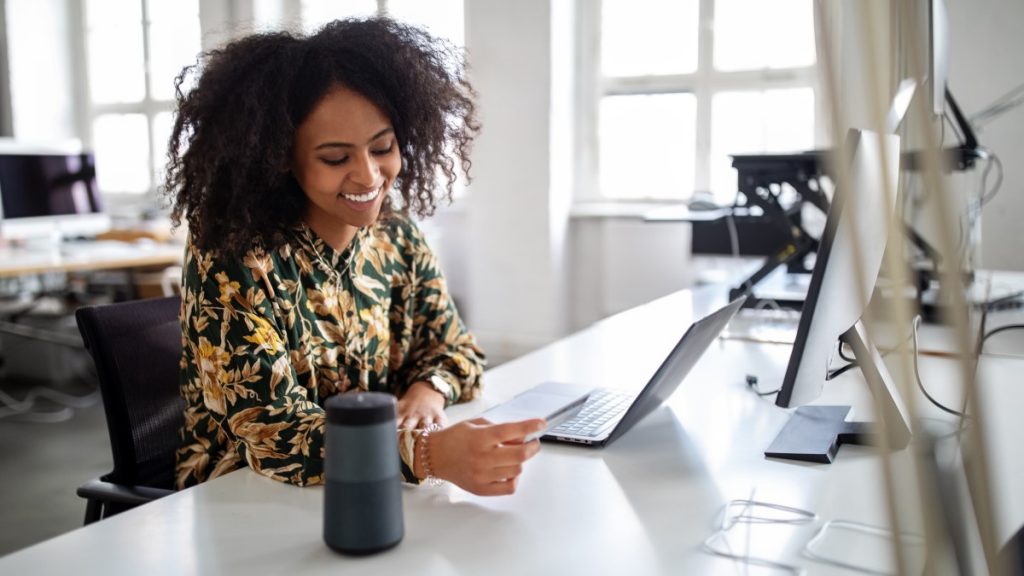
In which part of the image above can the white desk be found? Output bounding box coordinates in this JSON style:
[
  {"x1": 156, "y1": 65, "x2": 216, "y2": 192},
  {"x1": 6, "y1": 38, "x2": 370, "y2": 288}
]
[
  {"x1": 0, "y1": 239, "x2": 184, "y2": 347},
  {"x1": 1, "y1": 286, "x2": 1021, "y2": 575},
  {"x1": 0, "y1": 239, "x2": 183, "y2": 278}
]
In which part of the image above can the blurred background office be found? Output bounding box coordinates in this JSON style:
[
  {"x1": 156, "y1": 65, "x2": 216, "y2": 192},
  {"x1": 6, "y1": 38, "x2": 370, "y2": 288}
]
[{"x1": 0, "y1": 0, "x2": 1021, "y2": 557}]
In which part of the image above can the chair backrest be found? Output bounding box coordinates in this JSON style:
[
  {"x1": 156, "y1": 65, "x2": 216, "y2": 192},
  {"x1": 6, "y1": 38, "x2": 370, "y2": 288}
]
[{"x1": 76, "y1": 296, "x2": 183, "y2": 490}]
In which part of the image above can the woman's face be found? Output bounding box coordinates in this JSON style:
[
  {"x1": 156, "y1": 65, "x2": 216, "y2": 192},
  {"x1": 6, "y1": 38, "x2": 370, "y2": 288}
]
[{"x1": 292, "y1": 85, "x2": 401, "y2": 249}]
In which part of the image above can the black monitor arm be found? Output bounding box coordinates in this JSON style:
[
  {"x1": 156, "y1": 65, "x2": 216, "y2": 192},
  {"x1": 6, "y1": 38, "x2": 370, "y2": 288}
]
[{"x1": 904, "y1": 88, "x2": 983, "y2": 172}]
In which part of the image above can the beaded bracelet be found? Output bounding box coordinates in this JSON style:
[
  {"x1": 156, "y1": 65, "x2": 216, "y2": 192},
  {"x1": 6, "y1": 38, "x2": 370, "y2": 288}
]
[{"x1": 418, "y1": 423, "x2": 445, "y2": 487}]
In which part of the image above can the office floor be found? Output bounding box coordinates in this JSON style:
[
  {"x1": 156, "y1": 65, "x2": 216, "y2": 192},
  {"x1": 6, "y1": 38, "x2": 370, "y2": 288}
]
[{"x1": 0, "y1": 373, "x2": 108, "y2": 557}]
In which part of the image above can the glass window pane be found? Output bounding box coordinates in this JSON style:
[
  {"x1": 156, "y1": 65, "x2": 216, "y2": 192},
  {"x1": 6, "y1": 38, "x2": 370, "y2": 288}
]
[
  {"x1": 387, "y1": 0, "x2": 464, "y2": 47},
  {"x1": 146, "y1": 0, "x2": 202, "y2": 100},
  {"x1": 152, "y1": 111, "x2": 175, "y2": 184},
  {"x1": 713, "y1": 0, "x2": 815, "y2": 71},
  {"x1": 301, "y1": 0, "x2": 378, "y2": 33},
  {"x1": 710, "y1": 88, "x2": 815, "y2": 202},
  {"x1": 85, "y1": 0, "x2": 146, "y2": 103},
  {"x1": 601, "y1": 0, "x2": 698, "y2": 76},
  {"x1": 599, "y1": 93, "x2": 697, "y2": 199},
  {"x1": 254, "y1": 0, "x2": 285, "y2": 30},
  {"x1": 93, "y1": 114, "x2": 151, "y2": 194}
]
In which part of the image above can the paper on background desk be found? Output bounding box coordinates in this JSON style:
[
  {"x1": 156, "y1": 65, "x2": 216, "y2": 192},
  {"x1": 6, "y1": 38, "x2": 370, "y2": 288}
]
[
  {"x1": 721, "y1": 307, "x2": 983, "y2": 358},
  {"x1": 721, "y1": 308, "x2": 802, "y2": 346},
  {"x1": 719, "y1": 271, "x2": 1024, "y2": 358}
]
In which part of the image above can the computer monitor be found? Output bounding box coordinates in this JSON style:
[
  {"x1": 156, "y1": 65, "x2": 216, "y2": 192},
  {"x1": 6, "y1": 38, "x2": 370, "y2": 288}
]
[
  {"x1": 0, "y1": 150, "x2": 110, "y2": 242},
  {"x1": 901, "y1": 0, "x2": 980, "y2": 172},
  {"x1": 765, "y1": 129, "x2": 912, "y2": 463}
]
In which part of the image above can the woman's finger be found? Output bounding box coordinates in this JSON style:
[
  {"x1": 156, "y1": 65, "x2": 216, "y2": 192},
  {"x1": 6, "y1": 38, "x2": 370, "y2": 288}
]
[
  {"x1": 482, "y1": 464, "x2": 524, "y2": 483},
  {"x1": 475, "y1": 477, "x2": 519, "y2": 497},
  {"x1": 489, "y1": 442, "x2": 541, "y2": 466},
  {"x1": 490, "y1": 419, "x2": 546, "y2": 445}
]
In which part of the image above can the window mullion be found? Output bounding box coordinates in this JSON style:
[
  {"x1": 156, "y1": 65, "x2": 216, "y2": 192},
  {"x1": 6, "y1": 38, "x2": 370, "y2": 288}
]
[
  {"x1": 576, "y1": 0, "x2": 601, "y2": 201},
  {"x1": 602, "y1": 75, "x2": 697, "y2": 96},
  {"x1": 140, "y1": 0, "x2": 157, "y2": 194},
  {"x1": 694, "y1": 0, "x2": 715, "y2": 194},
  {"x1": 71, "y1": 0, "x2": 93, "y2": 152},
  {"x1": 705, "y1": 66, "x2": 817, "y2": 87}
]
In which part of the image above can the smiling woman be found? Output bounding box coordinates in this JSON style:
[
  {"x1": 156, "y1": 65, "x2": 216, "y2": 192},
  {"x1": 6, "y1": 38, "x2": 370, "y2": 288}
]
[
  {"x1": 164, "y1": 18, "x2": 547, "y2": 497},
  {"x1": 164, "y1": 18, "x2": 476, "y2": 256}
]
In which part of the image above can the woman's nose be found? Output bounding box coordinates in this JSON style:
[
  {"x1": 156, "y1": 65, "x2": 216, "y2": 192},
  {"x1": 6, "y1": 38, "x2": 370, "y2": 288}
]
[{"x1": 350, "y1": 151, "x2": 380, "y2": 186}]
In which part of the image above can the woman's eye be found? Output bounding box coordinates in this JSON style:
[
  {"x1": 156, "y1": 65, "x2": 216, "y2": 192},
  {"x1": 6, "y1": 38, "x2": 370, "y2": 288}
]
[
  {"x1": 371, "y1": 144, "x2": 394, "y2": 156},
  {"x1": 322, "y1": 157, "x2": 348, "y2": 166}
]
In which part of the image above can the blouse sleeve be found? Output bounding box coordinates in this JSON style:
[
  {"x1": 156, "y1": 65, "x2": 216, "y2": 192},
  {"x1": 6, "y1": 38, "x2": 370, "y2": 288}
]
[
  {"x1": 182, "y1": 245, "x2": 327, "y2": 486},
  {"x1": 398, "y1": 221, "x2": 486, "y2": 405}
]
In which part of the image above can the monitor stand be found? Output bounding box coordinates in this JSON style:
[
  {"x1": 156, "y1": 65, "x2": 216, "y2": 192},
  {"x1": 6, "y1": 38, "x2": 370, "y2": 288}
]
[
  {"x1": 765, "y1": 321, "x2": 913, "y2": 463},
  {"x1": 765, "y1": 405, "x2": 870, "y2": 463}
]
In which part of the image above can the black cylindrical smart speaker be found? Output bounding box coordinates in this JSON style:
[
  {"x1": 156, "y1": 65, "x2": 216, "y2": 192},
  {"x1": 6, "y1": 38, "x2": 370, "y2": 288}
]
[{"x1": 323, "y1": 392, "x2": 404, "y2": 555}]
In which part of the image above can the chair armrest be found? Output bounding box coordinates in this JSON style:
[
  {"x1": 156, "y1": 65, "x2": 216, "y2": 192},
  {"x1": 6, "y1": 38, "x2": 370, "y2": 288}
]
[{"x1": 77, "y1": 478, "x2": 174, "y2": 507}]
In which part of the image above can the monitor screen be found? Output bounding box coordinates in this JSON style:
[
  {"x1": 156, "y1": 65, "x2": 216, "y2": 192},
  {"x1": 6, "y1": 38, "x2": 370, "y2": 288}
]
[
  {"x1": 0, "y1": 152, "x2": 109, "y2": 240},
  {"x1": 775, "y1": 130, "x2": 900, "y2": 409}
]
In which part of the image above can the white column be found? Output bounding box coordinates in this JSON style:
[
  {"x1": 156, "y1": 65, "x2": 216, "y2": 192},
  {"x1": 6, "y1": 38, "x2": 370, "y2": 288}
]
[{"x1": 464, "y1": 0, "x2": 574, "y2": 359}]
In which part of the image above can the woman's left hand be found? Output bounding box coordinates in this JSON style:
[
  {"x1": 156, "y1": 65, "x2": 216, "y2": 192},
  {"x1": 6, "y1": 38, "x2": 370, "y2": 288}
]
[{"x1": 397, "y1": 381, "x2": 448, "y2": 430}]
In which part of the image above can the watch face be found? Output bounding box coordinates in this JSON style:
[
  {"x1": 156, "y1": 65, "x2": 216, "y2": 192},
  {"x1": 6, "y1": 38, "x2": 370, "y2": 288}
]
[{"x1": 430, "y1": 376, "x2": 452, "y2": 397}]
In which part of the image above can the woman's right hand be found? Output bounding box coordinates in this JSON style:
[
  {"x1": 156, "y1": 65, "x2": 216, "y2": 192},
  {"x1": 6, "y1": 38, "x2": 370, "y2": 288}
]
[{"x1": 424, "y1": 418, "x2": 545, "y2": 496}]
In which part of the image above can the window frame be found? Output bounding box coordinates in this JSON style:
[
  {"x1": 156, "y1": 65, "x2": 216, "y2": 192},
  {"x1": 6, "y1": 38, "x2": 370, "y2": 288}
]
[
  {"x1": 575, "y1": 0, "x2": 825, "y2": 203},
  {"x1": 71, "y1": 0, "x2": 462, "y2": 200},
  {"x1": 72, "y1": 0, "x2": 198, "y2": 199}
]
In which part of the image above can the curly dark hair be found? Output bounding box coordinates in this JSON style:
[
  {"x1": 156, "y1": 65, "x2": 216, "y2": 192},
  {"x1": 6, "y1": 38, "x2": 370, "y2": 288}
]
[{"x1": 162, "y1": 17, "x2": 479, "y2": 256}]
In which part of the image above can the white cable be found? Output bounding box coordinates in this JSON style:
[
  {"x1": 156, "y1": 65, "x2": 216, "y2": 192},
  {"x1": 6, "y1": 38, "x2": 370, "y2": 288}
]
[
  {"x1": 0, "y1": 406, "x2": 75, "y2": 423},
  {"x1": 726, "y1": 208, "x2": 783, "y2": 312},
  {"x1": 803, "y1": 519, "x2": 925, "y2": 575},
  {"x1": 0, "y1": 386, "x2": 100, "y2": 423},
  {"x1": 700, "y1": 495, "x2": 817, "y2": 574}
]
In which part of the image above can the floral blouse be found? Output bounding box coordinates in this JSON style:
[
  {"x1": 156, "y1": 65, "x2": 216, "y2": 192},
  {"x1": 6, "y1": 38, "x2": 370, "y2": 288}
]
[{"x1": 175, "y1": 215, "x2": 485, "y2": 489}]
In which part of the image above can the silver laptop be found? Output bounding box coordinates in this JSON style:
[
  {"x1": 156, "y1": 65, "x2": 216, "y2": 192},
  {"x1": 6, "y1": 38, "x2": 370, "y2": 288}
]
[{"x1": 487, "y1": 297, "x2": 746, "y2": 447}]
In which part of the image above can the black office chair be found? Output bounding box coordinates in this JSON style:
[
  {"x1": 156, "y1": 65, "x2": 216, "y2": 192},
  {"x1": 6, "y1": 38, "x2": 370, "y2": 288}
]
[{"x1": 75, "y1": 295, "x2": 184, "y2": 524}]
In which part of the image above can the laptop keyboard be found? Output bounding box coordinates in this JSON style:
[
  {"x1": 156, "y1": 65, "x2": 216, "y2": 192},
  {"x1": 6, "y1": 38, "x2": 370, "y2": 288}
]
[{"x1": 550, "y1": 388, "x2": 634, "y2": 437}]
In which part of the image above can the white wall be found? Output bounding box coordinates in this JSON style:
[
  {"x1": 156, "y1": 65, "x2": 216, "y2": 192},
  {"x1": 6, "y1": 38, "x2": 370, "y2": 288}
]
[
  {"x1": 569, "y1": 217, "x2": 693, "y2": 332},
  {"x1": 947, "y1": 0, "x2": 1024, "y2": 271},
  {"x1": 463, "y1": 0, "x2": 573, "y2": 359},
  {"x1": 461, "y1": 0, "x2": 697, "y2": 359},
  {"x1": 5, "y1": 0, "x2": 77, "y2": 142}
]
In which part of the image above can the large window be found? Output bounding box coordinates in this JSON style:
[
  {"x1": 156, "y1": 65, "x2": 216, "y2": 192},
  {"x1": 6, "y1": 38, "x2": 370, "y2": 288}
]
[
  {"x1": 77, "y1": 0, "x2": 463, "y2": 196},
  {"x1": 82, "y1": 0, "x2": 201, "y2": 195},
  {"x1": 588, "y1": 0, "x2": 819, "y2": 203}
]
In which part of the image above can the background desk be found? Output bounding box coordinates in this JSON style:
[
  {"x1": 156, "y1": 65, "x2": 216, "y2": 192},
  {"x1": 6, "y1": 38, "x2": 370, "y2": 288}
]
[
  {"x1": 1, "y1": 286, "x2": 1020, "y2": 575},
  {"x1": 0, "y1": 239, "x2": 184, "y2": 357},
  {"x1": 0, "y1": 239, "x2": 182, "y2": 278}
]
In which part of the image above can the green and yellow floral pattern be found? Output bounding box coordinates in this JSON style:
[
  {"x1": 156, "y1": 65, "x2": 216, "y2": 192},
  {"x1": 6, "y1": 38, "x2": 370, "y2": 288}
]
[{"x1": 176, "y1": 216, "x2": 485, "y2": 489}]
